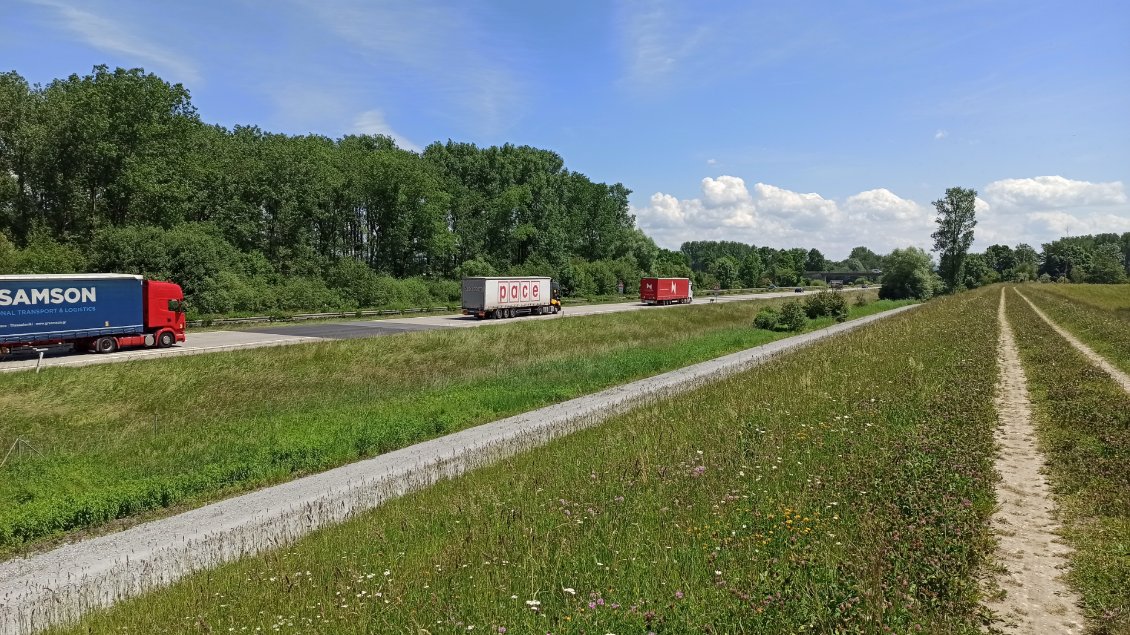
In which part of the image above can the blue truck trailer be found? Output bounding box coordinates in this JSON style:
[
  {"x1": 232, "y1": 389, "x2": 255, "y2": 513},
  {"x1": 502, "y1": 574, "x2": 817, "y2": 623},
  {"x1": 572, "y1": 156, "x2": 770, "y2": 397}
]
[{"x1": 0, "y1": 274, "x2": 186, "y2": 354}]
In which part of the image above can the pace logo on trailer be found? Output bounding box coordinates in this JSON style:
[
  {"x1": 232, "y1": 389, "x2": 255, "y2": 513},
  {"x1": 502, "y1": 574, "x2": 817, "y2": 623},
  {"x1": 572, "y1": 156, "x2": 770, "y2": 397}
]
[{"x1": 0, "y1": 287, "x2": 97, "y2": 307}]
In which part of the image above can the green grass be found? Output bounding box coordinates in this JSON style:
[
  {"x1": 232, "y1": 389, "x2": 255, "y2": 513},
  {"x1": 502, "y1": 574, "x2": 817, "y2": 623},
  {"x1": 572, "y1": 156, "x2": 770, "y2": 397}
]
[
  {"x1": 51, "y1": 289, "x2": 999, "y2": 634},
  {"x1": 0, "y1": 293, "x2": 909, "y2": 554},
  {"x1": 1006, "y1": 287, "x2": 1130, "y2": 633},
  {"x1": 1019, "y1": 283, "x2": 1130, "y2": 375}
]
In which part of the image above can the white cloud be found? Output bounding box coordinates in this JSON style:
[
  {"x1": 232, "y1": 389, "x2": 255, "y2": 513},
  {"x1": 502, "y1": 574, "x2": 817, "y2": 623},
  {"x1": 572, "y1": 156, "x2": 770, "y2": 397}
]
[
  {"x1": 983, "y1": 175, "x2": 1126, "y2": 210},
  {"x1": 352, "y1": 110, "x2": 420, "y2": 152},
  {"x1": 934, "y1": 129, "x2": 947, "y2": 140},
  {"x1": 975, "y1": 176, "x2": 1129, "y2": 248},
  {"x1": 633, "y1": 176, "x2": 927, "y2": 256},
  {"x1": 636, "y1": 173, "x2": 1130, "y2": 257},
  {"x1": 845, "y1": 188, "x2": 927, "y2": 222},
  {"x1": 706, "y1": 158, "x2": 717, "y2": 165},
  {"x1": 753, "y1": 183, "x2": 841, "y2": 229},
  {"x1": 27, "y1": 0, "x2": 200, "y2": 84}
]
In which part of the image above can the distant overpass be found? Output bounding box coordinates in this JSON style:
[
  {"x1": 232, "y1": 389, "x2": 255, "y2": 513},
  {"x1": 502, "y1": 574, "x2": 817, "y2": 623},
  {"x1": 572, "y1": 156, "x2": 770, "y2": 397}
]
[{"x1": 804, "y1": 270, "x2": 881, "y2": 283}]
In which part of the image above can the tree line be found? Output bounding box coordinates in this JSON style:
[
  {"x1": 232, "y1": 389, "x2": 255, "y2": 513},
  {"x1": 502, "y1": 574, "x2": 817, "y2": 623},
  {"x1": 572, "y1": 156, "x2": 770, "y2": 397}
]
[
  {"x1": 2, "y1": 67, "x2": 1123, "y2": 316},
  {"x1": 881, "y1": 186, "x2": 1130, "y2": 301},
  {"x1": 0, "y1": 66, "x2": 663, "y2": 314}
]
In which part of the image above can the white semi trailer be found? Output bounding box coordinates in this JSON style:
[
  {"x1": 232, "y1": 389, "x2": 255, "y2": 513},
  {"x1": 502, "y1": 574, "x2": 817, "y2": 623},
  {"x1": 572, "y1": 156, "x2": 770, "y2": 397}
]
[{"x1": 461, "y1": 276, "x2": 561, "y2": 319}]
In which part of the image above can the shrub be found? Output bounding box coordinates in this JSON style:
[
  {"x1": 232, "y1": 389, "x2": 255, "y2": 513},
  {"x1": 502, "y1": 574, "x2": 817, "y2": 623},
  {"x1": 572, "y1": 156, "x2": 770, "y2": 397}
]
[
  {"x1": 804, "y1": 290, "x2": 849, "y2": 321},
  {"x1": 753, "y1": 307, "x2": 780, "y2": 330},
  {"x1": 274, "y1": 277, "x2": 342, "y2": 311},
  {"x1": 1038, "y1": 273, "x2": 1051, "y2": 283},
  {"x1": 779, "y1": 300, "x2": 807, "y2": 331},
  {"x1": 426, "y1": 279, "x2": 461, "y2": 304},
  {"x1": 880, "y1": 247, "x2": 935, "y2": 300}
]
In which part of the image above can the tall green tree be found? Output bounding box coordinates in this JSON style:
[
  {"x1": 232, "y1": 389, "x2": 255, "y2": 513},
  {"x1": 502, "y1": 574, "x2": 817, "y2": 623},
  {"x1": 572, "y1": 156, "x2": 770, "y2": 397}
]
[
  {"x1": 931, "y1": 186, "x2": 978, "y2": 293},
  {"x1": 804, "y1": 248, "x2": 827, "y2": 272},
  {"x1": 739, "y1": 252, "x2": 764, "y2": 287},
  {"x1": 1012, "y1": 243, "x2": 1039, "y2": 280}
]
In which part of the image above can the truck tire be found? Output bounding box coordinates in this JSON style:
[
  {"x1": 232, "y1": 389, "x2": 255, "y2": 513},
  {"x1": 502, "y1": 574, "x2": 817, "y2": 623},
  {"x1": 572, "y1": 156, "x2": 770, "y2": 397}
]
[
  {"x1": 158, "y1": 331, "x2": 175, "y2": 348},
  {"x1": 95, "y1": 336, "x2": 118, "y2": 354}
]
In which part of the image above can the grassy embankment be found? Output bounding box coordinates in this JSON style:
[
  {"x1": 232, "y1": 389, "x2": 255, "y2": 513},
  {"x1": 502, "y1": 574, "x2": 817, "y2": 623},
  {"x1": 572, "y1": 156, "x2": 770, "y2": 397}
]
[
  {"x1": 0, "y1": 293, "x2": 908, "y2": 554},
  {"x1": 1007, "y1": 287, "x2": 1130, "y2": 632},
  {"x1": 53, "y1": 289, "x2": 1000, "y2": 634},
  {"x1": 1018, "y1": 283, "x2": 1130, "y2": 375}
]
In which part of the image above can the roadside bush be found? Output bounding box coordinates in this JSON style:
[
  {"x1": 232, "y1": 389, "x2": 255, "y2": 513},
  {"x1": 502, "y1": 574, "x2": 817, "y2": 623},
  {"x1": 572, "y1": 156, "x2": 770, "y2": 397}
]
[
  {"x1": 804, "y1": 289, "x2": 849, "y2": 321},
  {"x1": 274, "y1": 276, "x2": 342, "y2": 311},
  {"x1": 1038, "y1": 273, "x2": 1051, "y2": 283},
  {"x1": 779, "y1": 300, "x2": 807, "y2": 331},
  {"x1": 192, "y1": 271, "x2": 275, "y2": 315},
  {"x1": 879, "y1": 247, "x2": 934, "y2": 300},
  {"x1": 426, "y1": 279, "x2": 461, "y2": 304},
  {"x1": 753, "y1": 307, "x2": 779, "y2": 330}
]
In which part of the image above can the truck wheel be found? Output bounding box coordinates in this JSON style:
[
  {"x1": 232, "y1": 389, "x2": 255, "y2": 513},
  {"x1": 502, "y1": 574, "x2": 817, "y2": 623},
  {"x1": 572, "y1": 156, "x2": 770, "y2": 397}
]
[
  {"x1": 95, "y1": 337, "x2": 118, "y2": 354},
  {"x1": 158, "y1": 331, "x2": 175, "y2": 348}
]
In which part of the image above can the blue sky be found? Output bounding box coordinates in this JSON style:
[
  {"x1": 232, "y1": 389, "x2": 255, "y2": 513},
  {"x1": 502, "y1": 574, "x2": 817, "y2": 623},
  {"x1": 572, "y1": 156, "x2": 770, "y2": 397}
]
[{"x1": 4, "y1": 0, "x2": 1128, "y2": 257}]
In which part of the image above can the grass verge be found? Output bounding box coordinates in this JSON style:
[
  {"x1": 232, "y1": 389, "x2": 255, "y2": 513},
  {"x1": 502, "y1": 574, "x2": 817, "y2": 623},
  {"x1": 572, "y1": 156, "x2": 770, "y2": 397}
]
[
  {"x1": 1019, "y1": 284, "x2": 1130, "y2": 376},
  {"x1": 52, "y1": 289, "x2": 998, "y2": 634},
  {"x1": 0, "y1": 294, "x2": 906, "y2": 554},
  {"x1": 1006, "y1": 287, "x2": 1130, "y2": 633}
]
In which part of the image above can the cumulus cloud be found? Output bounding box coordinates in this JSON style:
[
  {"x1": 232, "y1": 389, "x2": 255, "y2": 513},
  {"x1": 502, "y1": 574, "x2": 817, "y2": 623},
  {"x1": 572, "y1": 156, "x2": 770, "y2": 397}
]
[
  {"x1": 974, "y1": 175, "x2": 1130, "y2": 248},
  {"x1": 983, "y1": 175, "x2": 1126, "y2": 210},
  {"x1": 844, "y1": 188, "x2": 926, "y2": 222},
  {"x1": 352, "y1": 110, "x2": 420, "y2": 152},
  {"x1": 706, "y1": 158, "x2": 717, "y2": 165},
  {"x1": 634, "y1": 173, "x2": 1130, "y2": 257},
  {"x1": 633, "y1": 176, "x2": 929, "y2": 256},
  {"x1": 934, "y1": 129, "x2": 948, "y2": 140}
]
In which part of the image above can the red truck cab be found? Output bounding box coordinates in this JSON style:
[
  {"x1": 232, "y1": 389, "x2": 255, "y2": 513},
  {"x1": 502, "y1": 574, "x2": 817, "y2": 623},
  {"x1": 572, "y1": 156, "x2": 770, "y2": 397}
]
[{"x1": 144, "y1": 280, "x2": 188, "y2": 345}]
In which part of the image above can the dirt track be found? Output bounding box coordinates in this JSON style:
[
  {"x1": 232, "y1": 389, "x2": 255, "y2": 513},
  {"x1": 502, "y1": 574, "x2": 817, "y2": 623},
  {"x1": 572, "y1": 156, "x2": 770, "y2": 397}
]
[
  {"x1": 985, "y1": 289, "x2": 1084, "y2": 633},
  {"x1": 1014, "y1": 288, "x2": 1130, "y2": 394}
]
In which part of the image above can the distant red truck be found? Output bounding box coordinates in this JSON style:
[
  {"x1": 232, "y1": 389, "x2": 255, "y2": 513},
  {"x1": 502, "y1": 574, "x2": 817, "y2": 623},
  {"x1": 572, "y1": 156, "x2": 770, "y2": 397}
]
[{"x1": 639, "y1": 277, "x2": 693, "y2": 305}]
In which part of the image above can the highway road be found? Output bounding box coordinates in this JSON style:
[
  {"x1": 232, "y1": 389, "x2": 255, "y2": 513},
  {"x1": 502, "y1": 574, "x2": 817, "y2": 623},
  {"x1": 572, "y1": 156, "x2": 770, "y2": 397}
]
[{"x1": 0, "y1": 288, "x2": 859, "y2": 373}]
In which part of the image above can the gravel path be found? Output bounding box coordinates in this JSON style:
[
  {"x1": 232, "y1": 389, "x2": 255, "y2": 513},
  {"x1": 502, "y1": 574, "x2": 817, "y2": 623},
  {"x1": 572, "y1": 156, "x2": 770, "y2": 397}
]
[
  {"x1": 0, "y1": 303, "x2": 914, "y2": 634},
  {"x1": 1014, "y1": 288, "x2": 1130, "y2": 394},
  {"x1": 985, "y1": 289, "x2": 1084, "y2": 634}
]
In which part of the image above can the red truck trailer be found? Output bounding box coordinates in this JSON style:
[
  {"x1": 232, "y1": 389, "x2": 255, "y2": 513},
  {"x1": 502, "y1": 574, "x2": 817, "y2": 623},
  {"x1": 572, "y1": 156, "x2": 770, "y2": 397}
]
[
  {"x1": 0, "y1": 274, "x2": 187, "y2": 355},
  {"x1": 639, "y1": 277, "x2": 693, "y2": 305}
]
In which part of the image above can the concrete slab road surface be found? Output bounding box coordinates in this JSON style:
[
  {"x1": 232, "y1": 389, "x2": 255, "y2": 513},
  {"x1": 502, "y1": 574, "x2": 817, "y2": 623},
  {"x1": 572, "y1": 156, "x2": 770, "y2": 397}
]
[{"x1": 0, "y1": 288, "x2": 861, "y2": 373}]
